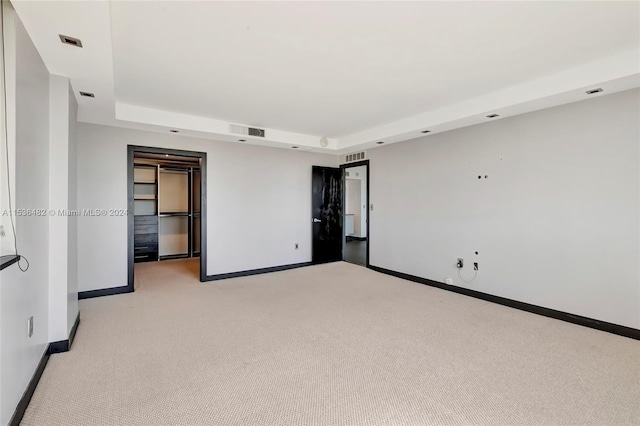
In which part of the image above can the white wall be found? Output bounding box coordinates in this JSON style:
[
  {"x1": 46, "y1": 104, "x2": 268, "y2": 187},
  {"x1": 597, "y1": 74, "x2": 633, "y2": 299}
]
[
  {"x1": 67, "y1": 86, "x2": 78, "y2": 336},
  {"x1": 368, "y1": 88, "x2": 640, "y2": 329},
  {"x1": 345, "y1": 179, "x2": 361, "y2": 235},
  {"x1": 0, "y1": 3, "x2": 16, "y2": 258},
  {"x1": 344, "y1": 165, "x2": 367, "y2": 238},
  {"x1": 48, "y1": 74, "x2": 78, "y2": 343},
  {"x1": 77, "y1": 124, "x2": 339, "y2": 292},
  {"x1": 0, "y1": 11, "x2": 50, "y2": 426}
]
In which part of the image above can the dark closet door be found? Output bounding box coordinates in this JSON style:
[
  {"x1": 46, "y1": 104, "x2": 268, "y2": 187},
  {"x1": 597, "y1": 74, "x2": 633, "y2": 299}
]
[{"x1": 312, "y1": 166, "x2": 343, "y2": 263}]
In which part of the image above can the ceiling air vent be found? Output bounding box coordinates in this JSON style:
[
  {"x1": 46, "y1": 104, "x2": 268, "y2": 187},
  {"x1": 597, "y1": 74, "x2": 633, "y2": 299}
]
[
  {"x1": 59, "y1": 34, "x2": 83, "y2": 47},
  {"x1": 248, "y1": 127, "x2": 265, "y2": 137},
  {"x1": 344, "y1": 151, "x2": 366, "y2": 164},
  {"x1": 586, "y1": 88, "x2": 603, "y2": 95},
  {"x1": 229, "y1": 124, "x2": 266, "y2": 138}
]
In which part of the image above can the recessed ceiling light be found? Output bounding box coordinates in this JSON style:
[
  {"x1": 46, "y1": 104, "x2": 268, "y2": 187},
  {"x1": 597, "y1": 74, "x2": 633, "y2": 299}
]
[
  {"x1": 291, "y1": 146, "x2": 299, "y2": 149},
  {"x1": 165, "y1": 154, "x2": 169, "y2": 157},
  {"x1": 79, "y1": 91, "x2": 94, "y2": 98},
  {"x1": 486, "y1": 114, "x2": 500, "y2": 118},
  {"x1": 169, "y1": 129, "x2": 179, "y2": 133},
  {"x1": 238, "y1": 139, "x2": 246, "y2": 142},
  {"x1": 59, "y1": 34, "x2": 82, "y2": 48},
  {"x1": 586, "y1": 88, "x2": 603, "y2": 95},
  {"x1": 421, "y1": 130, "x2": 431, "y2": 134},
  {"x1": 376, "y1": 141, "x2": 385, "y2": 145}
]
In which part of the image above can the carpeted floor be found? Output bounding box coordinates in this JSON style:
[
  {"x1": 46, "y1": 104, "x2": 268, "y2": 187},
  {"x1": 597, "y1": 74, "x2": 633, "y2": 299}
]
[{"x1": 22, "y1": 260, "x2": 640, "y2": 425}]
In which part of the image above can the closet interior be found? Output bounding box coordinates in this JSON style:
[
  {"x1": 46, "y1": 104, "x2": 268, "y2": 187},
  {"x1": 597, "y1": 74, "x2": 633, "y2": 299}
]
[{"x1": 133, "y1": 152, "x2": 201, "y2": 263}]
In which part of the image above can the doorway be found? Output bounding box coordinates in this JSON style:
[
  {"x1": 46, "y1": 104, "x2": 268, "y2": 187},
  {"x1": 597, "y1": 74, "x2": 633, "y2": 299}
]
[
  {"x1": 310, "y1": 161, "x2": 369, "y2": 267},
  {"x1": 127, "y1": 146, "x2": 207, "y2": 291},
  {"x1": 341, "y1": 161, "x2": 369, "y2": 267}
]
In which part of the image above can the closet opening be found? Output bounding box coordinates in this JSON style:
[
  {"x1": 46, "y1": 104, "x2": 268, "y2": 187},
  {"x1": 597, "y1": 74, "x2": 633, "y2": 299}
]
[
  {"x1": 127, "y1": 146, "x2": 207, "y2": 290},
  {"x1": 340, "y1": 160, "x2": 369, "y2": 267}
]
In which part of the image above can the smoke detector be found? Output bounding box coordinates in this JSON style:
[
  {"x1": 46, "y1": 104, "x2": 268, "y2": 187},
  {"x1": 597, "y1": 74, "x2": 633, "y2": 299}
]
[{"x1": 319, "y1": 137, "x2": 328, "y2": 148}]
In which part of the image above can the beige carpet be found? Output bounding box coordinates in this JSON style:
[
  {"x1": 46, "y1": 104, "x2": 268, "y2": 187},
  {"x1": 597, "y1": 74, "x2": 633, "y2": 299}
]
[{"x1": 22, "y1": 260, "x2": 640, "y2": 425}]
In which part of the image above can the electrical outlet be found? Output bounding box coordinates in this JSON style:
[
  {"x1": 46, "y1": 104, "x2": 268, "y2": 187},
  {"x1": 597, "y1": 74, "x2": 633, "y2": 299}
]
[
  {"x1": 456, "y1": 258, "x2": 464, "y2": 269},
  {"x1": 474, "y1": 262, "x2": 479, "y2": 271},
  {"x1": 294, "y1": 243, "x2": 299, "y2": 250},
  {"x1": 445, "y1": 278, "x2": 453, "y2": 285},
  {"x1": 27, "y1": 316, "x2": 33, "y2": 338},
  {"x1": 0, "y1": 225, "x2": 5, "y2": 237}
]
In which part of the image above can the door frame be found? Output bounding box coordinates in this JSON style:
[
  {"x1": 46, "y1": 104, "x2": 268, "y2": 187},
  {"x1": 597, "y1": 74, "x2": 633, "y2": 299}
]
[
  {"x1": 127, "y1": 145, "x2": 207, "y2": 290},
  {"x1": 340, "y1": 160, "x2": 370, "y2": 267}
]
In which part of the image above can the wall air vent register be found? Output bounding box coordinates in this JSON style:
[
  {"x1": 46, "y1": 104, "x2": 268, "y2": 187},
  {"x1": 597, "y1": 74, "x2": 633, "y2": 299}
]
[
  {"x1": 344, "y1": 151, "x2": 366, "y2": 163},
  {"x1": 230, "y1": 124, "x2": 266, "y2": 138}
]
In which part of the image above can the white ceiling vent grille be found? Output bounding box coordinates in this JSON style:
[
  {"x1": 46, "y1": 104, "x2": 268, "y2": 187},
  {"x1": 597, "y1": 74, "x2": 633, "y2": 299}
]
[
  {"x1": 344, "y1": 151, "x2": 366, "y2": 164},
  {"x1": 229, "y1": 124, "x2": 266, "y2": 138}
]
